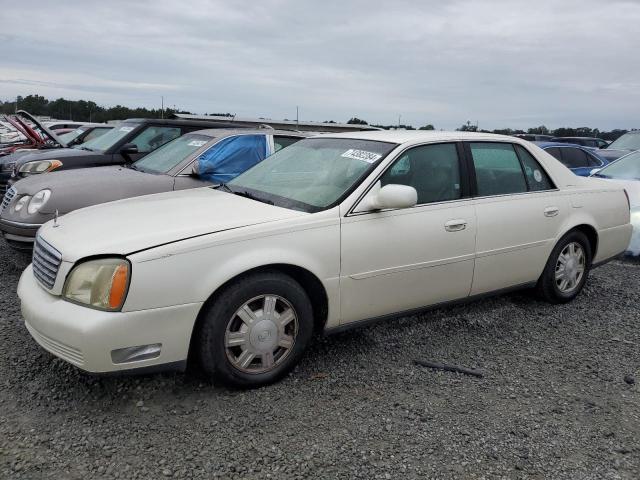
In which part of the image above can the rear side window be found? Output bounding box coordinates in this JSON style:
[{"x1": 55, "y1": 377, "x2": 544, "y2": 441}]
[
  {"x1": 274, "y1": 136, "x2": 302, "y2": 152},
  {"x1": 380, "y1": 143, "x2": 461, "y2": 204},
  {"x1": 544, "y1": 147, "x2": 562, "y2": 161},
  {"x1": 560, "y1": 147, "x2": 592, "y2": 168},
  {"x1": 470, "y1": 143, "x2": 527, "y2": 196},
  {"x1": 515, "y1": 145, "x2": 554, "y2": 191}
]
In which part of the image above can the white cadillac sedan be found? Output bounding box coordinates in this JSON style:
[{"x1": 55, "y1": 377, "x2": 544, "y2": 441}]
[{"x1": 18, "y1": 131, "x2": 632, "y2": 387}]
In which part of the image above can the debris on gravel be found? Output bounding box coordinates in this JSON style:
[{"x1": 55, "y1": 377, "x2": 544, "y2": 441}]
[{"x1": 1, "y1": 241, "x2": 639, "y2": 479}]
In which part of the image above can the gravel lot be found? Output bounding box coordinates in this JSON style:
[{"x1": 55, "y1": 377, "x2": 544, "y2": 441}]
[{"x1": 1, "y1": 241, "x2": 639, "y2": 479}]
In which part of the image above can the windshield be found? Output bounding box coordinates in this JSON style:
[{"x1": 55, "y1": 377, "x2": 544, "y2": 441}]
[
  {"x1": 133, "y1": 133, "x2": 213, "y2": 174},
  {"x1": 228, "y1": 137, "x2": 397, "y2": 212},
  {"x1": 596, "y1": 151, "x2": 640, "y2": 180},
  {"x1": 58, "y1": 127, "x2": 87, "y2": 144},
  {"x1": 608, "y1": 133, "x2": 640, "y2": 151},
  {"x1": 76, "y1": 123, "x2": 139, "y2": 153}
]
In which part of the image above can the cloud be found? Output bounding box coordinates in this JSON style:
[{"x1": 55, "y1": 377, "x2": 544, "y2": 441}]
[{"x1": 1, "y1": 0, "x2": 639, "y2": 129}]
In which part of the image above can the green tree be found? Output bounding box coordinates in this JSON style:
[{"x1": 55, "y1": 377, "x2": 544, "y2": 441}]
[{"x1": 347, "y1": 117, "x2": 368, "y2": 125}]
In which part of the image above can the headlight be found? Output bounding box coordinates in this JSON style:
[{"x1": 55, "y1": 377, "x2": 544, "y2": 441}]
[
  {"x1": 14, "y1": 195, "x2": 31, "y2": 212},
  {"x1": 63, "y1": 258, "x2": 131, "y2": 311},
  {"x1": 27, "y1": 189, "x2": 51, "y2": 214},
  {"x1": 18, "y1": 159, "x2": 63, "y2": 175}
]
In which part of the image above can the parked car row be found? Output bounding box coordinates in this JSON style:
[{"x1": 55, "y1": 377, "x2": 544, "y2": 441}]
[
  {"x1": 2, "y1": 128, "x2": 631, "y2": 388},
  {"x1": 0, "y1": 128, "x2": 307, "y2": 249}
]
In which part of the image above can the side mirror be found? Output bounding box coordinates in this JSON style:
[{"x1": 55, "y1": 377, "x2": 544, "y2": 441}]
[
  {"x1": 356, "y1": 182, "x2": 418, "y2": 212},
  {"x1": 120, "y1": 143, "x2": 138, "y2": 155},
  {"x1": 590, "y1": 168, "x2": 601, "y2": 176}
]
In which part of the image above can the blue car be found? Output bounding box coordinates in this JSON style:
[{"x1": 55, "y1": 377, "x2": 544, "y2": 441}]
[{"x1": 534, "y1": 142, "x2": 609, "y2": 176}]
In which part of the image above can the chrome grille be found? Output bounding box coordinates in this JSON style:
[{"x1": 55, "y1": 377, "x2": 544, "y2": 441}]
[
  {"x1": 1, "y1": 186, "x2": 16, "y2": 213},
  {"x1": 32, "y1": 235, "x2": 62, "y2": 290}
]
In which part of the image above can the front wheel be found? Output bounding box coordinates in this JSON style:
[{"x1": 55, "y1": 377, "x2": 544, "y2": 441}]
[
  {"x1": 197, "y1": 271, "x2": 314, "y2": 388},
  {"x1": 537, "y1": 230, "x2": 592, "y2": 304}
]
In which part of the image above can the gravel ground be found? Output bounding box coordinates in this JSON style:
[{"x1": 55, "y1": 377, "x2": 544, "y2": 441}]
[{"x1": 1, "y1": 241, "x2": 639, "y2": 479}]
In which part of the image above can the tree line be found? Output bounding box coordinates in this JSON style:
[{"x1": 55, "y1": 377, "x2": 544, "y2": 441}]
[{"x1": 0, "y1": 96, "x2": 632, "y2": 141}]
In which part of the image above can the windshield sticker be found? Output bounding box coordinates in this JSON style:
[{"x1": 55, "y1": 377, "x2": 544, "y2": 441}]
[
  {"x1": 533, "y1": 170, "x2": 543, "y2": 182},
  {"x1": 188, "y1": 140, "x2": 208, "y2": 147},
  {"x1": 119, "y1": 126, "x2": 134, "y2": 132},
  {"x1": 341, "y1": 149, "x2": 382, "y2": 163}
]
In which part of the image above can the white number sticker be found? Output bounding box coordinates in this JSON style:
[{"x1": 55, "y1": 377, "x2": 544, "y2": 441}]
[
  {"x1": 119, "y1": 126, "x2": 134, "y2": 132},
  {"x1": 341, "y1": 149, "x2": 382, "y2": 163},
  {"x1": 188, "y1": 140, "x2": 207, "y2": 147}
]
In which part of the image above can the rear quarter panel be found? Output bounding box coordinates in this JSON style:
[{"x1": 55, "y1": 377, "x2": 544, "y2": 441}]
[{"x1": 560, "y1": 184, "x2": 631, "y2": 262}]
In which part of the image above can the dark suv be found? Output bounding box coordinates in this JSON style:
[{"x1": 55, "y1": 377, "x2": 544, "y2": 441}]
[{"x1": 2, "y1": 118, "x2": 237, "y2": 189}]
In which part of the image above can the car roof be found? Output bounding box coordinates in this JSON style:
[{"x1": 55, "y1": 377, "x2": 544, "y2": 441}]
[
  {"x1": 535, "y1": 141, "x2": 591, "y2": 149},
  {"x1": 188, "y1": 128, "x2": 311, "y2": 138},
  {"x1": 120, "y1": 118, "x2": 243, "y2": 128},
  {"x1": 314, "y1": 130, "x2": 522, "y2": 145}
]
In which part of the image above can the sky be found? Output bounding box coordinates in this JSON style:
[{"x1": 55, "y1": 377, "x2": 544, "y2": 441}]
[{"x1": 1, "y1": 0, "x2": 639, "y2": 130}]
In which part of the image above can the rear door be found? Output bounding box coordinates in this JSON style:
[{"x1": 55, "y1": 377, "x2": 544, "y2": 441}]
[{"x1": 467, "y1": 142, "x2": 567, "y2": 295}]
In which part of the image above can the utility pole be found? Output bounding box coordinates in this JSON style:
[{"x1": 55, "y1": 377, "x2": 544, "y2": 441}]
[
  {"x1": 15, "y1": 96, "x2": 18, "y2": 113},
  {"x1": 398, "y1": 114, "x2": 402, "y2": 128},
  {"x1": 161, "y1": 96, "x2": 164, "y2": 119},
  {"x1": 296, "y1": 106, "x2": 299, "y2": 127}
]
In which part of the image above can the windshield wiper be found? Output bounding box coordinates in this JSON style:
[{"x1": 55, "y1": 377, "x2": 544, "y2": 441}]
[
  {"x1": 215, "y1": 183, "x2": 234, "y2": 193},
  {"x1": 592, "y1": 173, "x2": 610, "y2": 178},
  {"x1": 79, "y1": 146, "x2": 93, "y2": 152},
  {"x1": 234, "y1": 190, "x2": 274, "y2": 205}
]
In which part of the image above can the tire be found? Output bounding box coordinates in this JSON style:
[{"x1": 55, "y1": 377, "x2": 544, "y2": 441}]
[
  {"x1": 536, "y1": 230, "x2": 592, "y2": 304},
  {"x1": 197, "y1": 270, "x2": 313, "y2": 388}
]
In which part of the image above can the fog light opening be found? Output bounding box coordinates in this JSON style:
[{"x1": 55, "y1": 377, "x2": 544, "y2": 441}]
[{"x1": 111, "y1": 344, "x2": 162, "y2": 364}]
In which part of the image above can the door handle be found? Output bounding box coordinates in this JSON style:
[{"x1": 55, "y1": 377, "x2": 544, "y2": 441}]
[
  {"x1": 444, "y1": 219, "x2": 467, "y2": 232},
  {"x1": 544, "y1": 206, "x2": 559, "y2": 217}
]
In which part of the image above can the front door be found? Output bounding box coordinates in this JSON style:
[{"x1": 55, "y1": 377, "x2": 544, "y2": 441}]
[{"x1": 339, "y1": 142, "x2": 476, "y2": 324}]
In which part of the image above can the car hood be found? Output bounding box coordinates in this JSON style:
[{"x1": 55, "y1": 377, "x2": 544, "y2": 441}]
[
  {"x1": 11, "y1": 166, "x2": 173, "y2": 214},
  {"x1": 13, "y1": 147, "x2": 100, "y2": 166},
  {"x1": 38, "y1": 188, "x2": 307, "y2": 262}
]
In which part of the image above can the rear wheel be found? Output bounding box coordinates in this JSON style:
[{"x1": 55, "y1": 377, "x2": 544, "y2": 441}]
[
  {"x1": 197, "y1": 271, "x2": 313, "y2": 388},
  {"x1": 537, "y1": 230, "x2": 592, "y2": 303}
]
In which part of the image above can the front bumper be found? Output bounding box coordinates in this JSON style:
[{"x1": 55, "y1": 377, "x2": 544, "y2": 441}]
[
  {"x1": 0, "y1": 218, "x2": 40, "y2": 250},
  {"x1": 18, "y1": 265, "x2": 203, "y2": 373}
]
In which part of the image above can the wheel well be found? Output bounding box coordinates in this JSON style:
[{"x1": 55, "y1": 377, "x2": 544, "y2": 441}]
[
  {"x1": 188, "y1": 264, "x2": 329, "y2": 362},
  {"x1": 571, "y1": 224, "x2": 598, "y2": 258}
]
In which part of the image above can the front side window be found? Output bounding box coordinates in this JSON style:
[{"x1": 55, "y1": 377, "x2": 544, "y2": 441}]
[
  {"x1": 130, "y1": 126, "x2": 181, "y2": 153},
  {"x1": 134, "y1": 133, "x2": 213, "y2": 174},
  {"x1": 229, "y1": 138, "x2": 396, "y2": 212},
  {"x1": 380, "y1": 143, "x2": 461, "y2": 204},
  {"x1": 515, "y1": 145, "x2": 554, "y2": 191},
  {"x1": 470, "y1": 143, "x2": 527, "y2": 196}
]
